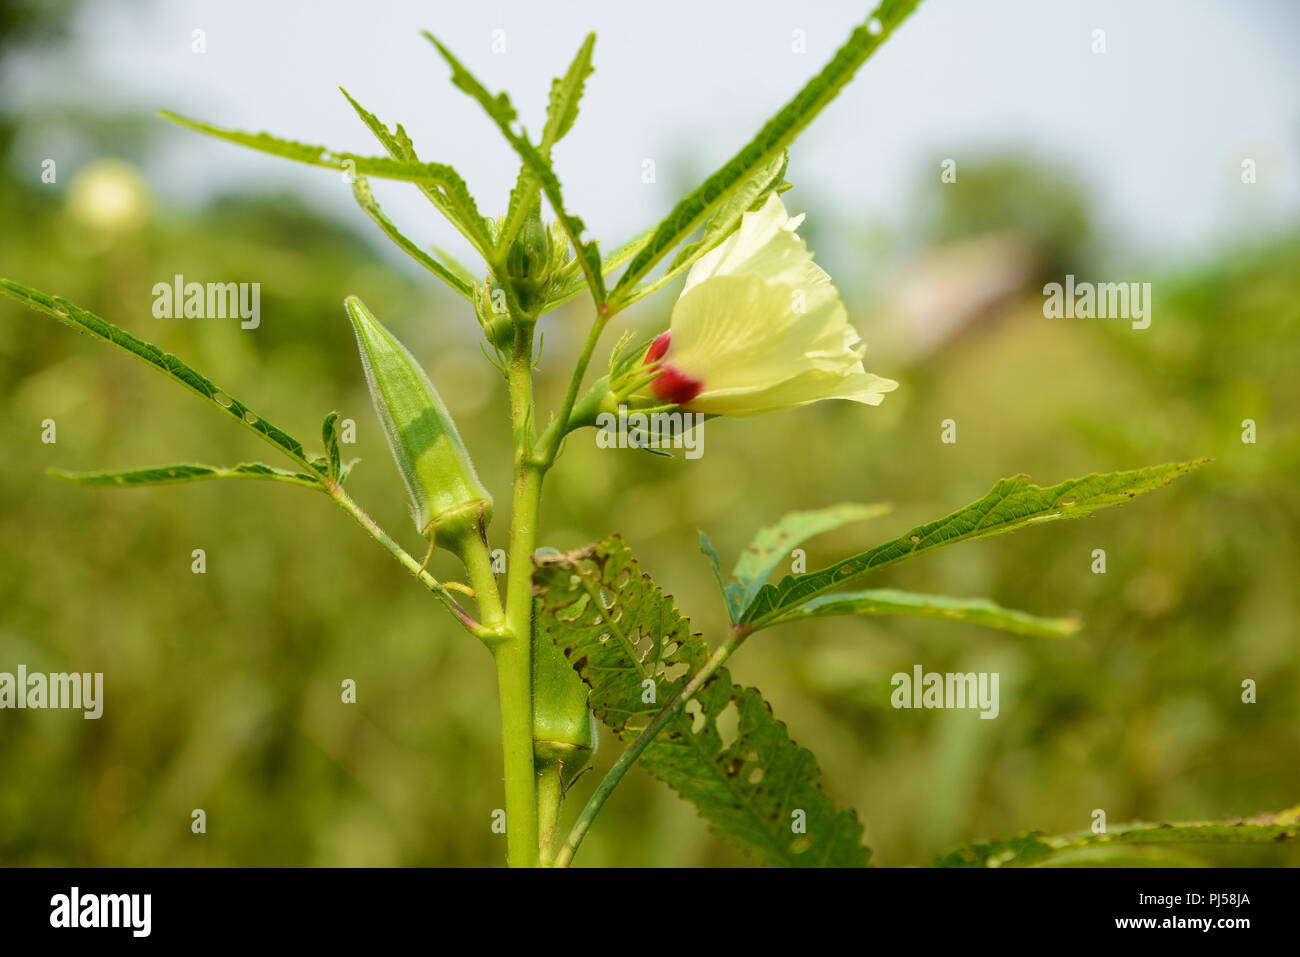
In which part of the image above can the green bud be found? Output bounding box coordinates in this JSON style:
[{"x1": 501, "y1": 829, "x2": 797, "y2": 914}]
[
  {"x1": 532, "y1": 628, "x2": 597, "y2": 790},
  {"x1": 344, "y1": 296, "x2": 492, "y2": 551},
  {"x1": 504, "y1": 204, "x2": 553, "y2": 309}
]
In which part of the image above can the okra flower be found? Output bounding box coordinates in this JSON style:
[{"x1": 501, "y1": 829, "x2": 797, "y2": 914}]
[{"x1": 640, "y1": 193, "x2": 897, "y2": 416}]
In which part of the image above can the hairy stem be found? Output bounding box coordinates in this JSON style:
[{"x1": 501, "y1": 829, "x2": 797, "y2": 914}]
[
  {"x1": 497, "y1": 322, "x2": 543, "y2": 867},
  {"x1": 553, "y1": 626, "x2": 752, "y2": 868}
]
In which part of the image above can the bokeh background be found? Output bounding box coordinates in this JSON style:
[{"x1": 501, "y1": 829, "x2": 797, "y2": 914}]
[{"x1": 1, "y1": 0, "x2": 1297, "y2": 866}]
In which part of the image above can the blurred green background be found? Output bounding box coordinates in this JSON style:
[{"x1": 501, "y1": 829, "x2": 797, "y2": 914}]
[{"x1": 1, "y1": 1, "x2": 1297, "y2": 867}]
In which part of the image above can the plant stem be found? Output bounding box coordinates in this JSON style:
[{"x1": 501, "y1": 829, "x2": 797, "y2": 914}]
[
  {"x1": 552, "y1": 626, "x2": 752, "y2": 868},
  {"x1": 536, "y1": 761, "x2": 564, "y2": 867},
  {"x1": 496, "y1": 322, "x2": 543, "y2": 867},
  {"x1": 324, "y1": 481, "x2": 485, "y2": 636},
  {"x1": 536, "y1": 312, "x2": 608, "y2": 466},
  {"x1": 459, "y1": 533, "x2": 505, "y2": 628}
]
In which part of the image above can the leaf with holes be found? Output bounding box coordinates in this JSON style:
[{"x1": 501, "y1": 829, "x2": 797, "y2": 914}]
[
  {"x1": 742, "y1": 460, "x2": 1210, "y2": 629},
  {"x1": 935, "y1": 804, "x2": 1300, "y2": 867},
  {"x1": 721, "y1": 502, "x2": 892, "y2": 622},
  {"x1": 49, "y1": 462, "x2": 324, "y2": 490},
  {"x1": 786, "y1": 589, "x2": 1080, "y2": 638},
  {"x1": 534, "y1": 536, "x2": 870, "y2": 867}
]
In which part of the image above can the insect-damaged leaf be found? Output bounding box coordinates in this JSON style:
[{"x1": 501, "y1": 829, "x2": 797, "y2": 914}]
[
  {"x1": 742, "y1": 460, "x2": 1210, "y2": 628},
  {"x1": 786, "y1": 588, "x2": 1080, "y2": 639},
  {"x1": 49, "y1": 462, "x2": 324, "y2": 489},
  {"x1": 935, "y1": 803, "x2": 1300, "y2": 867},
  {"x1": 534, "y1": 536, "x2": 870, "y2": 867}
]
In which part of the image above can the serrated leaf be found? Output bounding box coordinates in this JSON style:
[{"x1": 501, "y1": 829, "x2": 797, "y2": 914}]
[
  {"x1": 935, "y1": 804, "x2": 1300, "y2": 867},
  {"x1": 423, "y1": 33, "x2": 606, "y2": 306},
  {"x1": 497, "y1": 32, "x2": 596, "y2": 253},
  {"x1": 730, "y1": 503, "x2": 891, "y2": 619},
  {"x1": 49, "y1": 462, "x2": 323, "y2": 489},
  {"x1": 742, "y1": 460, "x2": 1210, "y2": 628},
  {"x1": 609, "y1": 0, "x2": 921, "y2": 305},
  {"x1": 541, "y1": 33, "x2": 595, "y2": 152},
  {"x1": 350, "y1": 176, "x2": 476, "y2": 300},
  {"x1": 534, "y1": 536, "x2": 870, "y2": 867},
  {"x1": 161, "y1": 107, "x2": 495, "y2": 256},
  {"x1": 664, "y1": 153, "x2": 789, "y2": 275},
  {"x1": 611, "y1": 154, "x2": 792, "y2": 311},
  {"x1": 0, "y1": 280, "x2": 314, "y2": 471},
  {"x1": 785, "y1": 589, "x2": 1081, "y2": 638}
]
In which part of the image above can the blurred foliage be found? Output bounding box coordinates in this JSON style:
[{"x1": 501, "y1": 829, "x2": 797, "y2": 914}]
[
  {"x1": 913, "y1": 155, "x2": 1097, "y2": 275},
  {"x1": 1, "y1": 76, "x2": 1297, "y2": 866}
]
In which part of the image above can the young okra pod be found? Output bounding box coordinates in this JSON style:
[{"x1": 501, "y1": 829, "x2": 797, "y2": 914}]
[{"x1": 344, "y1": 295, "x2": 492, "y2": 555}]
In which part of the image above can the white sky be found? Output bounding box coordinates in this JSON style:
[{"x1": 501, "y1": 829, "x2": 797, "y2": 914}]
[{"x1": 6, "y1": 0, "x2": 1299, "y2": 271}]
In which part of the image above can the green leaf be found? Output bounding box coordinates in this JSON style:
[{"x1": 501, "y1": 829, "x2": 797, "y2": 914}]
[
  {"x1": 669, "y1": 153, "x2": 789, "y2": 274},
  {"x1": 741, "y1": 460, "x2": 1210, "y2": 628},
  {"x1": 422, "y1": 33, "x2": 606, "y2": 306},
  {"x1": 611, "y1": 154, "x2": 792, "y2": 311},
  {"x1": 729, "y1": 503, "x2": 891, "y2": 619},
  {"x1": 698, "y1": 531, "x2": 741, "y2": 623},
  {"x1": 321, "y1": 411, "x2": 342, "y2": 482},
  {"x1": 340, "y1": 87, "x2": 492, "y2": 254},
  {"x1": 935, "y1": 804, "x2": 1300, "y2": 867},
  {"x1": 49, "y1": 462, "x2": 323, "y2": 489},
  {"x1": 349, "y1": 176, "x2": 476, "y2": 300},
  {"x1": 497, "y1": 32, "x2": 597, "y2": 253},
  {"x1": 534, "y1": 536, "x2": 870, "y2": 867},
  {"x1": 609, "y1": 0, "x2": 922, "y2": 306},
  {"x1": 540, "y1": 33, "x2": 595, "y2": 153},
  {"x1": 0, "y1": 280, "x2": 315, "y2": 471},
  {"x1": 784, "y1": 588, "x2": 1081, "y2": 638},
  {"x1": 161, "y1": 107, "x2": 495, "y2": 256}
]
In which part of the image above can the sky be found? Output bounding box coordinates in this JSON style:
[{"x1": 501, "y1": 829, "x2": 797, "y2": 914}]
[{"x1": 5, "y1": 0, "x2": 1299, "y2": 272}]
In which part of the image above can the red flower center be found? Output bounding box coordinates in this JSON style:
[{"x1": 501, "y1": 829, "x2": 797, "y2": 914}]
[{"x1": 643, "y1": 332, "x2": 703, "y2": 406}]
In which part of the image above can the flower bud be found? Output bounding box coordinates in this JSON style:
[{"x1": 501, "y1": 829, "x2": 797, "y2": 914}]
[
  {"x1": 504, "y1": 205, "x2": 553, "y2": 310},
  {"x1": 345, "y1": 296, "x2": 492, "y2": 551}
]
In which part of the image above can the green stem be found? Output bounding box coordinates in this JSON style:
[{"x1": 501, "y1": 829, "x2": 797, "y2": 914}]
[
  {"x1": 496, "y1": 322, "x2": 543, "y2": 867},
  {"x1": 553, "y1": 626, "x2": 752, "y2": 868},
  {"x1": 325, "y1": 481, "x2": 486, "y2": 637},
  {"x1": 536, "y1": 312, "x2": 609, "y2": 466},
  {"x1": 536, "y1": 761, "x2": 564, "y2": 867},
  {"x1": 459, "y1": 533, "x2": 505, "y2": 629}
]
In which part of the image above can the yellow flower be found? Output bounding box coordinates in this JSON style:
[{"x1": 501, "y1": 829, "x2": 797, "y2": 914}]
[{"x1": 640, "y1": 193, "x2": 897, "y2": 416}]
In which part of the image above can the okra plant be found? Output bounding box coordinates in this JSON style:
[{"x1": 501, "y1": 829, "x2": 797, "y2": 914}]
[{"x1": 6, "y1": 0, "x2": 1296, "y2": 867}]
